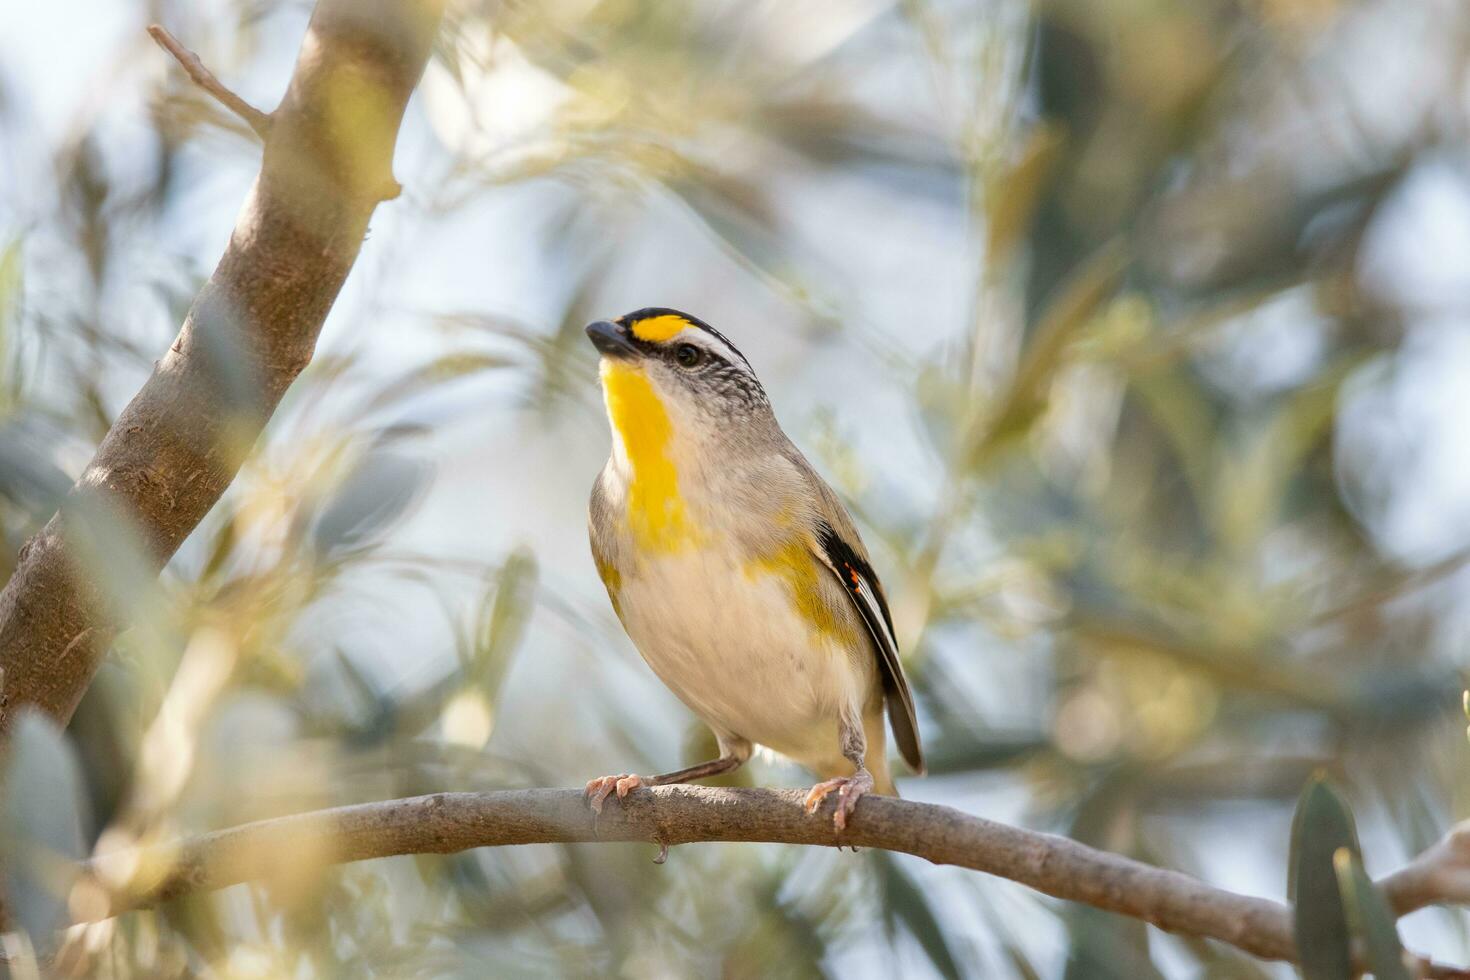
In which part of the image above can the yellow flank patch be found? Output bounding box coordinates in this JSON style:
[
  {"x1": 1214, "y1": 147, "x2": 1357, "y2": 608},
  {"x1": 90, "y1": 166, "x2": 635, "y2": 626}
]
[
  {"x1": 601, "y1": 361, "x2": 696, "y2": 552},
  {"x1": 594, "y1": 556, "x2": 624, "y2": 619},
  {"x1": 745, "y1": 540, "x2": 856, "y2": 642},
  {"x1": 628, "y1": 314, "x2": 689, "y2": 343},
  {"x1": 594, "y1": 556, "x2": 622, "y2": 593}
]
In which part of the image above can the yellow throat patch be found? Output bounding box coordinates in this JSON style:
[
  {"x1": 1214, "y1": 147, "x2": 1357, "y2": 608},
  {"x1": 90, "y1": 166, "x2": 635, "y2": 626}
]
[{"x1": 601, "y1": 360, "x2": 695, "y2": 552}]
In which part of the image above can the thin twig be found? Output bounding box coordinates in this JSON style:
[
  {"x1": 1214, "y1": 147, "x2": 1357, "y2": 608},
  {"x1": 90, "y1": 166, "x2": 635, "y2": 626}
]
[
  {"x1": 147, "y1": 24, "x2": 272, "y2": 139},
  {"x1": 69, "y1": 786, "x2": 1470, "y2": 969},
  {"x1": 1381, "y1": 821, "x2": 1470, "y2": 916}
]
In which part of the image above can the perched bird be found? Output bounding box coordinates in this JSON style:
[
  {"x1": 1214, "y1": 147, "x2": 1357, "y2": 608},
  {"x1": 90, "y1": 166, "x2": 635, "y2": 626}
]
[{"x1": 583, "y1": 308, "x2": 923, "y2": 829}]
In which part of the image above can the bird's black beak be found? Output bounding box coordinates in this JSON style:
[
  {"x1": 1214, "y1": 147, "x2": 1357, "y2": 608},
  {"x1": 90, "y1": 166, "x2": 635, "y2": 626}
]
[{"x1": 585, "y1": 320, "x2": 638, "y2": 359}]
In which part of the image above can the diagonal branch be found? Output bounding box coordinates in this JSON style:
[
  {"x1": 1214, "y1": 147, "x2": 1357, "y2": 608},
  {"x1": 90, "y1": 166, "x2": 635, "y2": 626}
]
[
  {"x1": 70, "y1": 787, "x2": 1470, "y2": 971},
  {"x1": 0, "y1": 0, "x2": 442, "y2": 735},
  {"x1": 147, "y1": 25, "x2": 272, "y2": 139}
]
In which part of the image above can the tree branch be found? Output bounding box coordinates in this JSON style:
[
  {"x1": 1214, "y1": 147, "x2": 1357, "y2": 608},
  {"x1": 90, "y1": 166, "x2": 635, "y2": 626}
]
[
  {"x1": 0, "y1": 0, "x2": 442, "y2": 733},
  {"x1": 147, "y1": 25, "x2": 272, "y2": 139},
  {"x1": 69, "y1": 787, "x2": 1470, "y2": 970},
  {"x1": 1381, "y1": 821, "x2": 1470, "y2": 917}
]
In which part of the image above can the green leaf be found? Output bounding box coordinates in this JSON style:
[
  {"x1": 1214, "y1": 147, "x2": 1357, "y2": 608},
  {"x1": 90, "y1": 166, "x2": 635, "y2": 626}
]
[
  {"x1": 0, "y1": 235, "x2": 22, "y2": 412},
  {"x1": 362, "y1": 351, "x2": 514, "y2": 415},
  {"x1": 0, "y1": 709, "x2": 90, "y2": 942},
  {"x1": 987, "y1": 124, "x2": 1065, "y2": 258},
  {"x1": 1062, "y1": 905, "x2": 1166, "y2": 980},
  {"x1": 0, "y1": 424, "x2": 71, "y2": 518},
  {"x1": 160, "y1": 891, "x2": 229, "y2": 967},
  {"x1": 877, "y1": 852, "x2": 962, "y2": 980},
  {"x1": 333, "y1": 647, "x2": 389, "y2": 729},
  {"x1": 966, "y1": 241, "x2": 1128, "y2": 469},
  {"x1": 1332, "y1": 848, "x2": 1410, "y2": 980},
  {"x1": 311, "y1": 449, "x2": 431, "y2": 558},
  {"x1": 1289, "y1": 775, "x2": 1359, "y2": 980},
  {"x1": 470, "y1": 548, "x2": 538, "y2": 694},
  {"x1": 198, "y1": 508, "x2": 238, "y2": 582}
]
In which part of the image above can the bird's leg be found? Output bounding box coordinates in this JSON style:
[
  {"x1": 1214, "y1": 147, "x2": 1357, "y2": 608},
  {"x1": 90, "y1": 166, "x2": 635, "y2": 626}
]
[
  {"x1": 584, "y1": 739, "x2": 750, "y2": 813},
  {"x1": 803, "y1": 716, "x2": 873, "y2": 832},
  {"x1": 584, "y1": 755, "x2": 743, "y2": 813}
]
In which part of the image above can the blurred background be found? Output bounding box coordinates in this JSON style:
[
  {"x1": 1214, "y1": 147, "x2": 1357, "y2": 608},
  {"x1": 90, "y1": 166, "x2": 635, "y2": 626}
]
[{"x1": 1, "y1": 0, "x2": 1469, "y2": 975}]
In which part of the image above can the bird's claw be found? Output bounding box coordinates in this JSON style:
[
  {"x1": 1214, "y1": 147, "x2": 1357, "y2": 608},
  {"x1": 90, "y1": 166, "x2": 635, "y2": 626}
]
[
  {"x1": 584, "y1": 773, "x2": 645, "y2": 813},
  {"x1": 803, "y1": 769, "x2": 874, "y2": 831}
]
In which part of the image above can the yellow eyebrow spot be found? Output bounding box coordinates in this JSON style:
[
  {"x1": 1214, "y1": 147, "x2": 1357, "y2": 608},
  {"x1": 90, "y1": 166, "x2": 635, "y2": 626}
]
[
  {"x1": 601, "y1": 361, "x2": 696, "y2": 553},
  {"x1": 628, "y1": 314, "x2": 689, "y2": 343}
]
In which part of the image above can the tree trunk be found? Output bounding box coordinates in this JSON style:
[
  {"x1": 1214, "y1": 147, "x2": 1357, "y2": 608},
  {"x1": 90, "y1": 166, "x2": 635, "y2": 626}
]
[{"x1": 0, "y1": 0, "x2": 443, "y2": 731}]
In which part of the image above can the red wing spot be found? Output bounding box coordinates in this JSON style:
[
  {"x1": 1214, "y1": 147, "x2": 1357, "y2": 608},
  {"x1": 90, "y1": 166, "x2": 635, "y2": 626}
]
[{"x1": 845, "y1": 565, "x2": 860, "y2": 588}]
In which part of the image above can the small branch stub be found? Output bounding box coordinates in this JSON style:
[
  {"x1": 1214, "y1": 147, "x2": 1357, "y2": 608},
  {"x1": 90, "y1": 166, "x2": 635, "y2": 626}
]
[{"x1": 147, "y1": 24, "x2": 272, "y2": 139}]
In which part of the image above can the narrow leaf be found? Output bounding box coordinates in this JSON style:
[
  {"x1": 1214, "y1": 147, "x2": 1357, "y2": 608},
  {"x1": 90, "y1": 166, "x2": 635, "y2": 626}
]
[
  {"x1": 363, "y1": 351, "x2": 513, "y2": 415},
  {"x1": 1289, "y1": 775, "x2": 1359, "y2": 980},
  {"x1": 471, "y1": 548, "x2": 537, "y2": 694},
  {"x1": 0, "y1": 709, "x2": 90, "y2": 941},
  {"x1": 311, "y1": 450, "x2": 431, "y2": 557},
  {"x1": 877, "y1": 852, "x2": 962, "y2": 980},
  {"x1": 1332, "y1": 848, "x2": 1410, "y2": 980}
]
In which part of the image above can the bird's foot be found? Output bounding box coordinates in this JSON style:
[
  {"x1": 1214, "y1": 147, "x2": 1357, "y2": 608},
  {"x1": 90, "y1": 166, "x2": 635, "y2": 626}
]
[
  {"x1": 803, "y1": 768, "x2": 874, "y2": 831},
  {"x1": 584, "y1": 773, "x2": 645, "y2": 813}
]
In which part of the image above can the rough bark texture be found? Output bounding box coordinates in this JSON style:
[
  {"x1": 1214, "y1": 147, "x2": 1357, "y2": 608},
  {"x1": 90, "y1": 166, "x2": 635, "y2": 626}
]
[{"x1": 0, "y1": 0, "x2": 442, "y2": 730}]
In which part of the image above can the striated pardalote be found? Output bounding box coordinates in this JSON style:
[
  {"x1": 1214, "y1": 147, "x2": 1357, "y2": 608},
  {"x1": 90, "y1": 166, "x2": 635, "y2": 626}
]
[{"x1": 583, "y1": 309, "x2": 924, "y2": 829}]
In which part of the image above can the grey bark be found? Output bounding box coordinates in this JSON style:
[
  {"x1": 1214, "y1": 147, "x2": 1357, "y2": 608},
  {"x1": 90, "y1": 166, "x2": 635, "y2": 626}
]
[{"x1": 77, "y1": 788, "x2": 1470, "y2": 971}]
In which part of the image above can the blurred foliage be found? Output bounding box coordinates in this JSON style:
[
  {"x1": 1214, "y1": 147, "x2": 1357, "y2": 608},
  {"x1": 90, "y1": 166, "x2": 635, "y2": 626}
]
[{"x1": 1, "y1": 0, "x2": 1469, "y2": 976}]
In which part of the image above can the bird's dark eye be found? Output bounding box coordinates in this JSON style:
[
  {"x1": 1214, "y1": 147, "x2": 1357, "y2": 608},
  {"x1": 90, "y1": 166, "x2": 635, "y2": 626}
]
[{"x1": 674, "y1": 343, "x2": 703, "y2": 368}]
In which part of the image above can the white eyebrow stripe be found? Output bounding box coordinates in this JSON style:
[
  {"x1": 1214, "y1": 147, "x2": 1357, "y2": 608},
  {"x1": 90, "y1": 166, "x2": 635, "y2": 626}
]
[{"x1": 688, "y1": 328, "x2": 751, "y2": 370}]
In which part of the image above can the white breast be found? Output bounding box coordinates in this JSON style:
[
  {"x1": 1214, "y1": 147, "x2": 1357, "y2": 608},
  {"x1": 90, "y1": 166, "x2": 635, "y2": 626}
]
[{"x1": 614, "y1": 544, "x2": 865, "y2": 769}]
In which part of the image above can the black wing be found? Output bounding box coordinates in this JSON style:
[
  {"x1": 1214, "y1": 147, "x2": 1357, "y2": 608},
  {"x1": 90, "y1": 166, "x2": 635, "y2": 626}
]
[{"x1": 815, "y1": 522, "x2": 925, "y2": 774}]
